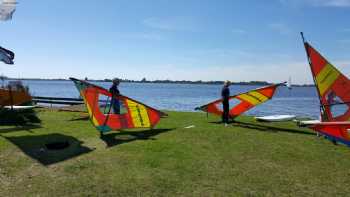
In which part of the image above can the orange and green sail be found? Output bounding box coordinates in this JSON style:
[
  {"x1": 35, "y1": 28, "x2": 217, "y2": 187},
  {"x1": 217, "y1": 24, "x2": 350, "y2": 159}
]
[
  {"x1": 195, "y1": 83, "x2": 283, "y2": 118},
  {"x1": 303, "y1": 37, "x2": 350, "y2": 122},
  {"x1": 70, "y1": 78, "x2": 166, "y2": 133}
]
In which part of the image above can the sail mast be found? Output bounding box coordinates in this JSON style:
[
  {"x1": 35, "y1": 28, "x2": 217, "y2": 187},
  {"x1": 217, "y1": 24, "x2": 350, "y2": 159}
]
[{"x1": 300, "y1": 32, "x2": 325, "y2": 120}]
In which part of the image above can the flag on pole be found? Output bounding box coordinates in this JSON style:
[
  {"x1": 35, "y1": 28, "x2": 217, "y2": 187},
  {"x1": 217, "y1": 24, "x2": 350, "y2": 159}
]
[{"x1": 0, "y1": 46, "x2": 15, "y2": 64}]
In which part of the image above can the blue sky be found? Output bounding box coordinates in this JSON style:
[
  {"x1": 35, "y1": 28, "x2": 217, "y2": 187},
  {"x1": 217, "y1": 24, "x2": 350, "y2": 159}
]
[{"x1": 1, "y1": 0, "x2": 350, "y2": 84}]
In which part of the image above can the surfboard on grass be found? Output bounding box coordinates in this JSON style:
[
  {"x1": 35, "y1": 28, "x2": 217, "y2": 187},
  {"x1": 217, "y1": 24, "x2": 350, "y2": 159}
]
[
  {"x1": 255, "y1": 115, "x2": 296, "y2": 122},
  {"x1": 296, "y1": 119, "x2": 321, "y2": 127},
  {"x1": 3, "y1": 105, "x2": 36, "y2": 110}
]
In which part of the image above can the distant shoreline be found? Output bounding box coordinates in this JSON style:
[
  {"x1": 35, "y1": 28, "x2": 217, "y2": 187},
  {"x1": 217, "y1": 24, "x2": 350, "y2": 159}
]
[{"x1": 1, "y1": 77, "x2": 315, "y2": 87}]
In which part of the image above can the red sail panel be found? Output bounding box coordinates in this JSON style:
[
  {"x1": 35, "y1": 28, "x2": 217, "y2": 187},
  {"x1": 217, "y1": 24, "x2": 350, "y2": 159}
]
[
  {"x1": 310, "y1": 122, "x2": 350, "y2": 146},
  {"x1": 305, "y1": 42, "x2": 350, "y2": 121},
  {"x1": 196, "y1": 83, "x2": 282, "y2": 118}
]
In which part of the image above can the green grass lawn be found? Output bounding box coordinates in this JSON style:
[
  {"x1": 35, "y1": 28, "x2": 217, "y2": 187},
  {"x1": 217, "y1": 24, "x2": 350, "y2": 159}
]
[{"x1": 1, "y1": 109, "x2": 350, "y2": 196}]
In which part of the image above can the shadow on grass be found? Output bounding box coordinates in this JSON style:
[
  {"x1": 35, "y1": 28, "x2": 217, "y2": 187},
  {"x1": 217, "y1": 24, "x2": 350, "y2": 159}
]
[
  {"x1": 0, "y1": 109, "x2": 41, "y2": 125},
  {"x1": 0, "y1": 124, "x2": 41, "y2": 134},
  {"x1": 230, "y1": 120, "x2": 315, "y2": 136},
  {"x1": 69, "y1": 116, "x2": 90, "y2": 121},
  {"x1": 70, "y1": 114, "x2": 169, "y2": 122},
  {"x1": 100, "y1": 128, "x2": 174, "y2": 148},
  {"x1": 209, "y1": 120, "x2": 314, "y2": 136},
  {"x1": 4, "y1": 133, "x2": 93, "y2": 166},
  {"x1": 209, "y1": 120, "x2": 237, "y2": 124}
]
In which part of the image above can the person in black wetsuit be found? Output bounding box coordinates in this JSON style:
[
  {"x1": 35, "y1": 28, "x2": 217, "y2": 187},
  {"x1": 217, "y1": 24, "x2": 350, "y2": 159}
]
[
  {"x1": 221, "y1": 80, "x2": 231, "y2": 126},
  {"x1": 109, "y1": 78, "x2": 120, "y2": 114}
]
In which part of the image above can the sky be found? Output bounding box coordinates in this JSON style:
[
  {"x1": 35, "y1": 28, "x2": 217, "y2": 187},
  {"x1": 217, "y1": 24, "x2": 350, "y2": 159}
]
[{"x1": 1, "y1": 0, "x2": 350, "y2": 84}]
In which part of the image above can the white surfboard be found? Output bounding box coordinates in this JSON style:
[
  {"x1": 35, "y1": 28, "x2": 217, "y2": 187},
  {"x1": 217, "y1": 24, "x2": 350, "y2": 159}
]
[
  {"x1": 296, "y1": 120, "x2": 321, "y2": 127},
  {"x1": 255, "y1": 115, "x2": 296, "y2": 122},
  {"x1": 3, "y1": 105, "x2": 36, "y2": 110},
  {"x1": 184, "y1": 125, "x2": 195, "y2": 129}
]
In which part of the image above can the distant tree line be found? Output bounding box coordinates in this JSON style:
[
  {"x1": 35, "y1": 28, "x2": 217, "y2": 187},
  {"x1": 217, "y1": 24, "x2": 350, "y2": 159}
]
[
  {"x1": 3, "y1": 76, "x2": 314, "y2": 86},
  {"x1": 99, "y1": 77, "x2": 272, "y2": 85}
]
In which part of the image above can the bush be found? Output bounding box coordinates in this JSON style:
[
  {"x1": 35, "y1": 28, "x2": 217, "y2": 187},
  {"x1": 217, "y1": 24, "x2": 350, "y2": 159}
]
[{"x1": 0, "y1": 108, "x2": 41, "y2": 125}]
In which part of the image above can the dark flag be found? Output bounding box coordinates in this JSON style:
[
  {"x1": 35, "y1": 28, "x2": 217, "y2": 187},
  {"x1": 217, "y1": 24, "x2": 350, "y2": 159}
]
[{"x1": 0, "y1": 46, "x2": 15, "y2": 64}]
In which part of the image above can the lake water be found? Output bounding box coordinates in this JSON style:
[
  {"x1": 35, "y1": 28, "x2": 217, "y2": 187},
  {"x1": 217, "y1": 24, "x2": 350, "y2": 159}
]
[{"x1": 8, "y1": 80, "x2": 320, "y2": 119}]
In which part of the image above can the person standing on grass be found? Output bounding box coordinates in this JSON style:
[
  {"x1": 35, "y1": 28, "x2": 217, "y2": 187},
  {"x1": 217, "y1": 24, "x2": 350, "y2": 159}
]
[
  {"x1": 109, "y1": 78, "x2": 121, "y2": 114},
  {"x1": 221, "y1": 80, "x2": 231, "y2": 126}
]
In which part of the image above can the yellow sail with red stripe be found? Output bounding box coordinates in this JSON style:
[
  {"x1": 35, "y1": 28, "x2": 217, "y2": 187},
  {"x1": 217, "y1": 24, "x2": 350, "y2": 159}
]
[{"x1": 195, "y1": 83, "x2": 283, "y2": 118}]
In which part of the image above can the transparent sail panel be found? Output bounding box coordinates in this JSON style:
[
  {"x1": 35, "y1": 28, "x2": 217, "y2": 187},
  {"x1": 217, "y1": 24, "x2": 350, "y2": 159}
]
[
  {"x1": 330, "y1": 104, "x2": 349, "y2": 118},
  {"x1": 99, "y1": 94, "x2": 127, "y2": 115},
  {"x1": 326, "y1": 91, "x2": 348, "y2": 118},
  {"x1": 216, "y1": 98, "x2": 242, "y2": 112}
]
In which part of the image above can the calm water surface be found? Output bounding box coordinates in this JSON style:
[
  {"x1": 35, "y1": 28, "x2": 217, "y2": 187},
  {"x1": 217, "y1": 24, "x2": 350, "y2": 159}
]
[{"x1": 13, "y1": 80, "x2": 320, "y2": 118}]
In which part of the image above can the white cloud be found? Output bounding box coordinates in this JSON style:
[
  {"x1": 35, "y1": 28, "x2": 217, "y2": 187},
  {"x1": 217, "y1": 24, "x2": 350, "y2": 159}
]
[
  {"x1": 231, "y1": 29, "x2": 246, "y2": 34},
  {"x1": 137, "y1": 55, "x2": 350, "y2": 84},
  {"x1": 280, "y1": 0, "x2": 350, "y2": 7},
  {"x1": 142, "y1": 17, "x2": 197, "y2": 31},
  {"x1": 337, "y1": 39, "x2": 350, "y2": 44},
  {"x1": 317, "y1": 0, "x2": 350, "y2": 7},
  {"x1": 117, "y1": 32, "x2": 165, "y2": 41},
  {"x1": 341, "y1": 28, "x2": 350, "y2": 32},
  {"x1": 9, "y1": 52, "x2": 350, "y2": 85},
  {"x1": 268, "y1": 23, "x2": 292, "y2": 35},
  {"x1": 151, "y1": 62, "x2": 312, "y2": 84}
]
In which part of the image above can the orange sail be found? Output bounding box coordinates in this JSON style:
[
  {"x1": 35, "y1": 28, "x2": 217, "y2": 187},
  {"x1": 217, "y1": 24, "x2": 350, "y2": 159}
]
[
  {"x1": 195, "y1": 83, "x2": 283, "y2": 119},
  {"x1": 70, "y1": 78, "x2": 166, "y2": 133},
  {"x1": 302, "y1": 33, "x2": 350, "y2": 146}
]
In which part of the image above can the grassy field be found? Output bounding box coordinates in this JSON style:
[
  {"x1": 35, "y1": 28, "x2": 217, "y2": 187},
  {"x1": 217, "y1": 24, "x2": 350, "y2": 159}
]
[{"x1": 1, "y1": 109, "x2": 350, "y2": 196}]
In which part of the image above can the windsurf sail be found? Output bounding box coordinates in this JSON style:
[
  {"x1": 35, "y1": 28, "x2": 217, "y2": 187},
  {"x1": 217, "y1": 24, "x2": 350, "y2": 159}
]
[
  {"x1": 70, "y1": 78, "x2": 166, "y2": 133},
  {"x1": 310, "y1": 122, "x2": 350, "y2": 147},
  {"x1": 195, "y1": 83, "x2": 284, "y2": 119},
  {"x1": 0, "y1": 46, "x2": 15, "y2": 65},
  {"x1": 302, "y1": 33, "x2": 350, "y2": 122},
  {"x1": 0, "y1": 0, "x2": 16, "y2": 21},
  {"x1": 301, "y1": 33, "x2": 350, "y2": 147}
]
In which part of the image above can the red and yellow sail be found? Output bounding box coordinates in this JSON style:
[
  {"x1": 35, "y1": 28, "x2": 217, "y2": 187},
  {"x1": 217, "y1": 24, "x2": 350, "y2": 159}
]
[
  {"x1": 310, "y1": 122, "x2": 350, "y2": 146},
  {"x1": 195, "y1": 83, "x2": 283, "y2": 118},
  {"x1": 303, "y1": 35, "x2": 350, "y2": 147},
  {"x1": 70, "y1": 78, "x2": 166, "y2": 133},
  {"x1": 304, "y1": 42, "x2": 350, "y2": 122}
]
